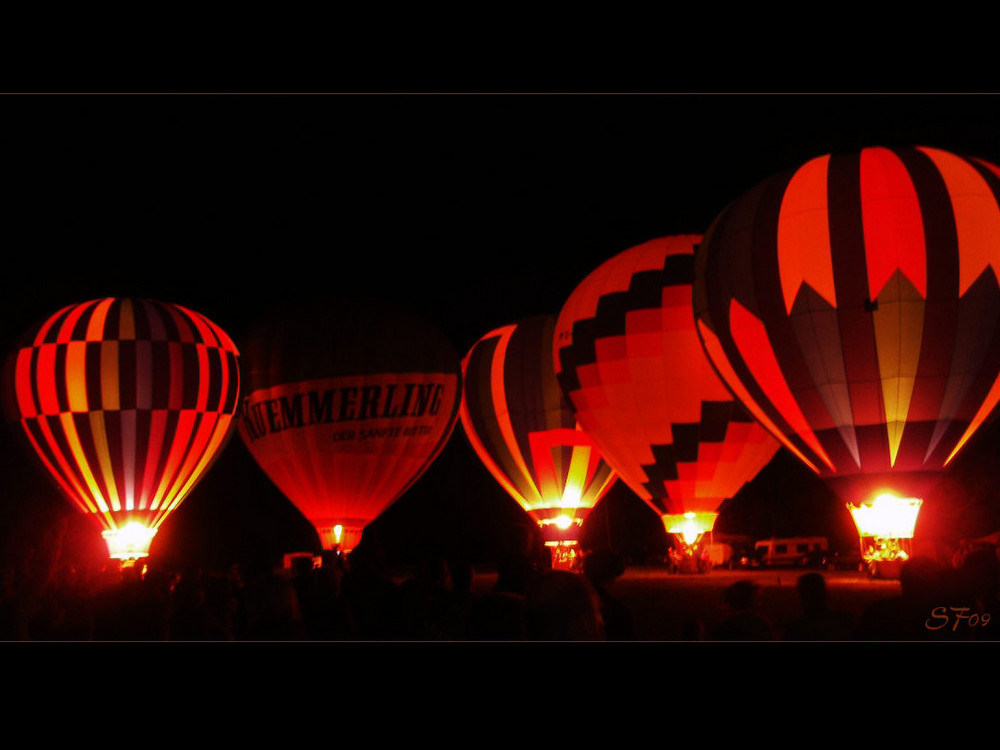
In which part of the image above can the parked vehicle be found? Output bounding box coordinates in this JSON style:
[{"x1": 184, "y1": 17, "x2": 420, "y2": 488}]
[
  {"x1": 818, "y1": 549, "x2": 865, "y2": 571},
  {"x1": 754, "y1": 536, "x2": 829, "y2": 567}
]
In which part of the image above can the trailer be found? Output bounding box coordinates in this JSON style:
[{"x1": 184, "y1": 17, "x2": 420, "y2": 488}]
[{"x1": 754, "y1": 536, "x2": 828, "y2": 567}]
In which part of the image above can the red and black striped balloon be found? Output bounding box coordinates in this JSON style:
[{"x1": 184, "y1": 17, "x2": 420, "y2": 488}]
[
  {"x1": 460, "y1": 315, "x2": 616, "y2": 543},
  {"x1": 5, "y1": 298, "x2": 240, "y2": 556},
  {"x1": 693, "y1": 145, "x2": 1000, "y2": 503}
]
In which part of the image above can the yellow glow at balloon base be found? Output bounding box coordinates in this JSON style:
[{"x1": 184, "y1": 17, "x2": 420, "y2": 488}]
[
  {"x1": 102, "y1": 522, "x2": 157, "y2": 561},
  {"x1": 662, "y1": 511, "x2": 717, "y2": 547},
  {"x1": 316, "y1": 522, "x2": 364, "y2": 554}
]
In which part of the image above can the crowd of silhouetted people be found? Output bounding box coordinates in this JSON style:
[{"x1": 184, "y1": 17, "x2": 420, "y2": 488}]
[
  {"x1": 0, "y1": 535, "x2": 633, "y2": 641},
  {"x1": 2, "y1": 515, "x2": 998, "y2": 640}
]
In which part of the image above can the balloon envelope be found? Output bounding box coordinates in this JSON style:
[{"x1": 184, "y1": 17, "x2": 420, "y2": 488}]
[
  {"x1": 4, "y1": 297, "x2": 241, "y2": 560},
  {"x1": 237, "y1": 298, "x2": 462, "y2": 553},
  {"x1": 460, "y1": 315, "x2": 617, "y2": 545},
  {"x1": 554, "y1": 236, "x2": 780, "y2": 542},
  {"x1": 693, "y1": 145, "x2": 1000, "y2": 506}
]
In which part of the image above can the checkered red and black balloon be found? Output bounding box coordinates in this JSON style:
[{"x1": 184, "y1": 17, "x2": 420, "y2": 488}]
[{"x1": 554, "y1": 236, "x2": 780, "y2": 521}]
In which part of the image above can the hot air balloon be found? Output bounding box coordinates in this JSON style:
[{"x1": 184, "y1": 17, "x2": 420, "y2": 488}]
[
  {"x1": 693, "y1": 145, "x2": 1000, "y2": 571},
  {"x1": 460, "y1": 315, "x2": 617, "y2": 571},
  {"x1": 237, "y1": 298, "x2": 462, "y2": 556},
  {"x1": 3, "y1": 297, "x2": 241, "y2": 563},
  {"x1": 554, "y1": 237, "x2": 780, "y2": 569}
]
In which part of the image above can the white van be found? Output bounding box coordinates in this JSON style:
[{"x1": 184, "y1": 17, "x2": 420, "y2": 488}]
[{"x1": 754, "y1": 536, "x2": 828, "y2": 567}]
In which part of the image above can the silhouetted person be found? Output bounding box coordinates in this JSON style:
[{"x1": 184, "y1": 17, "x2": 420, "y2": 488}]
[
  {"x1": 3, "y1": 511, "x2": 67, "y2": 639},
  {"x1": 524, "y1": 570, "x2": 604, "y2": 640},
  {"x1": 680, "y1": 617, "x2": 706, "y2": 640},
  {"x1": 171, "y1": 566, "x2": 235, "y2": 640},
  {"x1": 398, "y1": 553, "x2": 465, "y2": 640},
  {"x1": 293, "y1": 556, "x2": 352, "y2": 640},
  {"x1": 494, "y1": 553, "x2": 537, "y2": 595},
  {"x1": 948, "y1": 548, "x2": 1000, "y2": 641},
  {"x1": 464, "y1": 554, "x2": 535, "y2": 640},
  {"x1": 957, "y1": 549, "x2": 1000, "y2": 607},
  {"x1": 853, "y1": 556, "x2": 946, "y2": 640},
  {"x1": 783, "y1": 572, "x2": 855, "y2": 640},
  {"x1": 242, "y1": 551, "x2": 305, "y2": 640},
  {"x1": 340, "y1": 541, "x2": 403, "y2": 639},
  {"x1": 710, "y1": 580, "x2": 774, "y2": 640},
  {"x1": 583, "y1": 548, "x2": 634, "y2": 640}
]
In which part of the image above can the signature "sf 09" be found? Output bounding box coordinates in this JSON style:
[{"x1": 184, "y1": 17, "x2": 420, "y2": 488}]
[{"x1": 925, "y1": 607, "x2": 992, "y2": 632}]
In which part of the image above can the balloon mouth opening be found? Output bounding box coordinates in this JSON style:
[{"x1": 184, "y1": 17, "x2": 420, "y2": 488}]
[
  {"x1": 848, "y1": 491, "x2": 923, "y2": 540},
  {"x1": 102, "y1": 522, "x2": 157, "y2": 560},
  {"x1": 662, "y1": 511, "x2": 718, "y2": 547},
  {"x1": 315, "y1": 521, "x2": 367, "y2": 553},
  {"x1": 536, "y1": 512, "x2": 588, "y2": 545}
]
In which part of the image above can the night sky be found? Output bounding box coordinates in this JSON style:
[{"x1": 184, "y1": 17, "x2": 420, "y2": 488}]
[{"x1": 4, "y1": 92, "x2": 1000, "y2": 571}]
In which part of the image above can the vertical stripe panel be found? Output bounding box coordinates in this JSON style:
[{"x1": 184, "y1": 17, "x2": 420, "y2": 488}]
[
  {"x1": 921, "y1": 146, "x2": 1000, "y2": 297},
  {"x1": 35, "y1": 304, "x2": 72, "y2": 345},
  {"x1": 120, "y1": 409, "x2": 136, "y2": 510},
  {"x1": 168, "y1": 342, "x2": 185, "y2": 409},
  {"x1": 85, "y1": 298, "x2": 114, "y2": 342},
  {"x1": 118, "y1": 298, "x2": 136, "y2": 340},
  {"x1": 36, "y1": 345, "x2": 59, "y2": 414},
  {"x1": 65, "y1": 341, "x2": 89, "y2": 412},
  {"x1": 100, "y1": 341, "x2": 120, "y2": 411},
  {"x1": 15, "y1": 348, "x2": 38, "y2": 417},
  {"x1": 778, "y1": 154, "x2": 835, "y2": 312},
  {"x1": 861, "y1": 147, "x2": 927, "y2": 298},
  {"x1": 135, "y1": 340, "x2": 153, "y2": 409}
]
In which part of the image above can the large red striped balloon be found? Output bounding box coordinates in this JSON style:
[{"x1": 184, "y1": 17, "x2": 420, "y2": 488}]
[
  {"x1": 5, "y1": 297, "x2": 241, "y2": 560},
  {"x1": 554, "y1": 237, "x2": 780, "y2": 544},
  {"x1": 460, "y1": 315, "x2": 617, "y2": 553},
  {"x1": 693, "y1": 145, "x2": 1000, "y2": 506},
  {"x1": 237, "y1": 299, "x2": 462, "y2": 554}
]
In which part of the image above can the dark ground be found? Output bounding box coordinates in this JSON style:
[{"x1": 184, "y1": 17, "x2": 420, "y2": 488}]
[{"x1": 572, "y1": 567, "x2": 898, "y2": 641}]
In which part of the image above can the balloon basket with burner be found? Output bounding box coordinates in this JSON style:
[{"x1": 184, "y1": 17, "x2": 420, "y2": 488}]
[
  {"x1": 539, "y1": 518, "x2": 585, "y2": 572},
  {"x1": 859, "y1": 536, "x2": 913, "y2": 579},
  {"x1": 848, "y1": 493, "x2": 922, "y2": 579},
  {"x1": 101, "y1": 522, "x2": 156, "y2": 579},
  {"x1": 663, "y1": 512, "x2": 716, "y2": 573},
  {"x1": 667, "y1": 541, "x2": 712, "y2": 574}
]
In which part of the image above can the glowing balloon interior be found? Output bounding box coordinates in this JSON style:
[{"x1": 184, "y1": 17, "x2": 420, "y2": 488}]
[
  {"x1": 694, "y1": 146, "x2": 1000, "y2": 513},
  {"x1": 460, "y1": 315, "x2": 617, "y2": 569},
  {"x1": 850, "y1": 493, "x2": 923, "y2": 540},
  {"x1": 238, "y1": 299, "x2": 462, "y2": 554},
  {"x1": 554, "y1": 236, "x2": 780, "y2": 551},
  {"x1": 6, "y1": 298, "x2": 241, "y2": 560}
]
